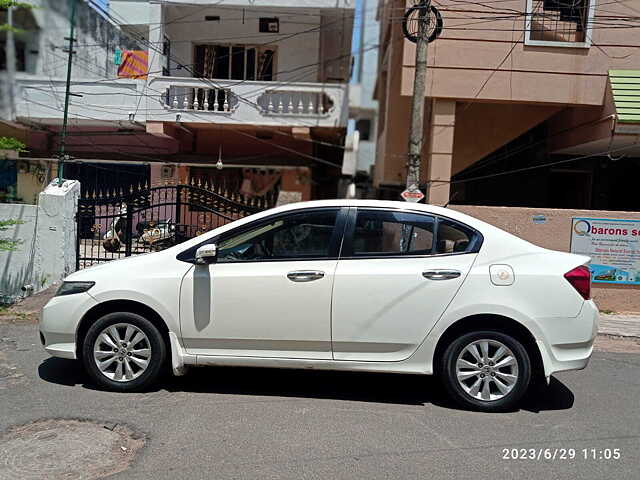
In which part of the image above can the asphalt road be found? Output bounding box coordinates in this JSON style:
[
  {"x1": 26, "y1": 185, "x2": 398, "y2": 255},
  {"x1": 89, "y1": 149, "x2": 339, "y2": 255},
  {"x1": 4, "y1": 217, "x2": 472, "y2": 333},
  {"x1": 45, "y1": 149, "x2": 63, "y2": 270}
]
[{"x1": 1, "y1": 320, "x2": 639, "y2": 480}]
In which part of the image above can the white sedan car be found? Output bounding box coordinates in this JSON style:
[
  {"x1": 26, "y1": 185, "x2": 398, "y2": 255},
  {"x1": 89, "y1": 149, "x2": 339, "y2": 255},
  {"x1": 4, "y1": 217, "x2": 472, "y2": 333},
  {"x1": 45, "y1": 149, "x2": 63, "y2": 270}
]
[{"x1": 40, "y1": 200, "x2": 598, "y2": 412}]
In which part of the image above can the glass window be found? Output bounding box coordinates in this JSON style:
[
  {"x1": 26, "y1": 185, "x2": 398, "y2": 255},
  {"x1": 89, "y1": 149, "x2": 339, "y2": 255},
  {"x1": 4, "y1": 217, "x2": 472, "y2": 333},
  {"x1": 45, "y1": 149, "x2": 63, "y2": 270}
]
[
  {"x1": 526, "y1": 0, "x2": 593, "y2": 47},
  {"x1": 355, "y1": 118, "x2": 372, "y2": 141},
  {"x1": 351, "y1": 210, "x2": 434, "y2": 256},
  {"x1": 217, "y1": 209, "x2": 338, "y2": 262},
  {"x1": 194, "y1": 44, "x2": 276, "y2": 81},
  {"x1": 436, "y1": 219, "x2": 474, "y2": 254}
]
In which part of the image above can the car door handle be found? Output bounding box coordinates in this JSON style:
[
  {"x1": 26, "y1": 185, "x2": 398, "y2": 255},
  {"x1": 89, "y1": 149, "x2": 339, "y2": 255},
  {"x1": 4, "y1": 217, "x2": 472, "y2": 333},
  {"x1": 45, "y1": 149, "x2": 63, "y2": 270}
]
[
  {"x1": 287, "y1": 270, "x2": 325, "y2": 282},
  {"x1": 422, "y1": 270, "x2": 461, "y2": 280}
]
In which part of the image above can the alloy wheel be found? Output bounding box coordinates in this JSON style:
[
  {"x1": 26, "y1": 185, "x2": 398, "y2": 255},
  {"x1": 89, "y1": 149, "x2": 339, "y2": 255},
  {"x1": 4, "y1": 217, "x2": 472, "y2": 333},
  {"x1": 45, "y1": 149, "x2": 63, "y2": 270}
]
[
  {"x1": 93, "y1": 323, "x2": 152, "y2": 382},
  {"x1": 455, "y1": 339, "x2": 519, "y2": 402}
]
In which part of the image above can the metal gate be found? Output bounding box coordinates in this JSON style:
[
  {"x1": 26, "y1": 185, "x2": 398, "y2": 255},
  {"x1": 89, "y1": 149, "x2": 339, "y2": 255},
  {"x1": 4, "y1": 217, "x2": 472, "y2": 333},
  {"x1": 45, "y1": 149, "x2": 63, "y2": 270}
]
[{"x1": 76, "y1": 181, "x2": 276, "y2": 269}]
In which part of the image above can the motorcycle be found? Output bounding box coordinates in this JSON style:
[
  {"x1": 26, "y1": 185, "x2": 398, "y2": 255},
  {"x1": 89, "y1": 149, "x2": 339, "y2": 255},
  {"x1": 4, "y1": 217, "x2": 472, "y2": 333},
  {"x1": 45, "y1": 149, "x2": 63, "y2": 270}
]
[
  {"x1": 138, "y1": 219, "x2": 177, "y2": 251},
  {"x1": 102, "y1": 203, "x2": 176, "y2": 253}
]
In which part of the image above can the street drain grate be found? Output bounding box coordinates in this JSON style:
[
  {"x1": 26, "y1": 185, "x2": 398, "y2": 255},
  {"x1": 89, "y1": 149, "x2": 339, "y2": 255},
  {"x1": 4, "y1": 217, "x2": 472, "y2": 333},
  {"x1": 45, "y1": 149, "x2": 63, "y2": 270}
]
[{"x1": 0, "y1": 419, "x2": 145, "y2": 480}]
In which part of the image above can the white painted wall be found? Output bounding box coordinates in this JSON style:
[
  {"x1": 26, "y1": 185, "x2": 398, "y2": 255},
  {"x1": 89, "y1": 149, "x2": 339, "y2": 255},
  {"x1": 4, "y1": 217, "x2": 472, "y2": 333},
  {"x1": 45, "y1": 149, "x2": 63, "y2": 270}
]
[
  {"x1": 0, "y1": 204, "x2": 39, "y2": 303},
  {"x1": 14, "y1": 0, "x2": 141, "y2": 79},
  {"x1": 163, "y1": 5, "x2": 322, "y2": 83},
  {"x1": 0, "y1": 180, "x2": 80, "y2": 304},
  {"x1": 111, "y1": 0, "x2": 151, "y2": 23},
  {"x1": 154, "y1": 0, "x2": 354, "y2": 8},
  {"x1": 1, "y1": 1, "x2": 143, "y2": 117}
]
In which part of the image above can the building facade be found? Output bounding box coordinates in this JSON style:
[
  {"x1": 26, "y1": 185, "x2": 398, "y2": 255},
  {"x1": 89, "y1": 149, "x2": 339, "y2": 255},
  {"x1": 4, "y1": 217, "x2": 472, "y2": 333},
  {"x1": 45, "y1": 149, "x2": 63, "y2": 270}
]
[
  {"x1": 348, "y1": 0, "x2": 379, "y2": 178},
  {"x1": 375, "y1": 0, "x2": 640, "y2": 208},
  {"x1": 374, "y1": 0, "x2": 640, "y2": 310},
  {"x1": 3, "y1": 0, "x2": 355, "y2": 205},
  {"x1": 1, "y1": 0, "x2": 143, "y2": 203}
]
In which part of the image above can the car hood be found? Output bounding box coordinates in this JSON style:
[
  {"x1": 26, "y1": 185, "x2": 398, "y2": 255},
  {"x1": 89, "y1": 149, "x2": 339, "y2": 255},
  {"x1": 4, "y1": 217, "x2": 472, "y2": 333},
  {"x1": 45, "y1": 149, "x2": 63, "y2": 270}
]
[{"x1": 65, "y1": 252, "x2": 161, "y2": 281}]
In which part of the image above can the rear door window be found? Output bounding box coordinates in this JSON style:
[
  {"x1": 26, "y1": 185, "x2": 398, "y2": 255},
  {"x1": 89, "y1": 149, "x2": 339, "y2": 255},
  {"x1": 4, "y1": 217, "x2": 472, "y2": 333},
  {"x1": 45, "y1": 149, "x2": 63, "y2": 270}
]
[
  {"x1": 435, "y1": 219, "x2": 479, "y2": 254},
  {"x1": 347, "y1": 210, "x2": 435, "y2": 257}
]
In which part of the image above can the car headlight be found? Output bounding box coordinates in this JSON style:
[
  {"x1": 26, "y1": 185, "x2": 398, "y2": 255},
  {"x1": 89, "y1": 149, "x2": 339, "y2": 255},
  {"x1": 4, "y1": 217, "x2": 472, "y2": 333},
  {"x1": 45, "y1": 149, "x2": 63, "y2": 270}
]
[{"x1": 55, "y1": 281, "x2": 95, "y2": 297}]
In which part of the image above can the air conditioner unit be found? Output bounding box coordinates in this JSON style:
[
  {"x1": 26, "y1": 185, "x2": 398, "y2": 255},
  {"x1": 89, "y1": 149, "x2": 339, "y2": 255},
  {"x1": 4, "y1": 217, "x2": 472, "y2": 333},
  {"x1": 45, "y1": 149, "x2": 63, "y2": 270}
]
[
  {"x1": 259, "y1": 17, "x2": 279, "y2": 33},
  {"x1": 161, "y1": 165, "x2": 174, "y2": 179}
]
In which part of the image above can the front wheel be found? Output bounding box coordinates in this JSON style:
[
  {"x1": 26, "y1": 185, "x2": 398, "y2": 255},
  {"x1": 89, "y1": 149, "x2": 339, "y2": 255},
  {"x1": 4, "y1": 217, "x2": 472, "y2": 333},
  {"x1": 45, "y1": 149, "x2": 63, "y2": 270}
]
[
  {"x1": 440, "y1": 331, "x2": 531, "y2": 412},
  {"x1": 82, "y1": 312, "x2": 167, "y2": 392}
]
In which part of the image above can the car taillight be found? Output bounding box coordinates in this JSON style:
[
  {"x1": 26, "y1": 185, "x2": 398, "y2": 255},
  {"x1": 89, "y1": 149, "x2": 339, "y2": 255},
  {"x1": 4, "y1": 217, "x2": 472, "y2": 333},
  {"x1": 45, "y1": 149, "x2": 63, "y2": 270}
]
[{"x1": 564, "y1": 265, "x2": 591, "y2": 300}]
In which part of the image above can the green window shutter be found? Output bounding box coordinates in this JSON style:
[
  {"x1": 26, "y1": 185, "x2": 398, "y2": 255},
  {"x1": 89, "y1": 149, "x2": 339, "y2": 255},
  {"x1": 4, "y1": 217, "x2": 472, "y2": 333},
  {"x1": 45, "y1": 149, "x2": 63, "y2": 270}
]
[{"x1": 609, "y1": 70, "x2": 640, "y2": 124}]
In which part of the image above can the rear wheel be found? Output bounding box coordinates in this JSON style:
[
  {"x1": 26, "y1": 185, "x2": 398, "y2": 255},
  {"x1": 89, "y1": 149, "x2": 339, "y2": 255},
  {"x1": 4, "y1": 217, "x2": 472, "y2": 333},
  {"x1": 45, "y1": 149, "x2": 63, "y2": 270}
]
[
  {"x1": 82, "y1": 312, "x2": 166, "y2": 392},
  {"x1": 441, "y1": 331, "x2": 531, "y2": 412}
]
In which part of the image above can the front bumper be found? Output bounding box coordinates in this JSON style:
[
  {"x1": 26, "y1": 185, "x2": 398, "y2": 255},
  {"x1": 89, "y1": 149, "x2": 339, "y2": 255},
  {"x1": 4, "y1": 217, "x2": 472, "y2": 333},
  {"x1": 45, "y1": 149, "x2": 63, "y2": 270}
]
[
  {"x1": 39, "y1": 292, "x2": 98, "y2": 360},
  {"x1": 535, "y1": 300, "x2": 599, "y2": 378}
]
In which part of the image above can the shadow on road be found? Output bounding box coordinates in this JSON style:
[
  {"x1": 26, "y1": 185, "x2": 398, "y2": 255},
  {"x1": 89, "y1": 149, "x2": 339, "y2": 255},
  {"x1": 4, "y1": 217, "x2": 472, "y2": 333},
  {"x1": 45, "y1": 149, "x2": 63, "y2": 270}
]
[
  {"x1": 38, "y1": 358, "x2": 574, "y2": 413},
  {"x1": 38, "y1": 357, "x2": 88, "y2": 386}
]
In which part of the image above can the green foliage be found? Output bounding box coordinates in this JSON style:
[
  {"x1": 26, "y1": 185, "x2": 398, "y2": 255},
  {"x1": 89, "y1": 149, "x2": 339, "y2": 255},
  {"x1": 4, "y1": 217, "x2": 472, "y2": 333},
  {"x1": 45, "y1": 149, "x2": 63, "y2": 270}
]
[
  {"x1": 0, "y1": 24, "x2": 23, "y2": 33},
  {"x1": 0, "y1": 219, "x2": 24, "y2": 251},
  {"x1": 0, "y1": 137, "x2": 26, "y2": 152},
  {"x1": 0, "y1": 1, "x2": 35, "y2": 9},
  {"x1": 1, "y1": 1, "x2": 35, "y2": 33}
]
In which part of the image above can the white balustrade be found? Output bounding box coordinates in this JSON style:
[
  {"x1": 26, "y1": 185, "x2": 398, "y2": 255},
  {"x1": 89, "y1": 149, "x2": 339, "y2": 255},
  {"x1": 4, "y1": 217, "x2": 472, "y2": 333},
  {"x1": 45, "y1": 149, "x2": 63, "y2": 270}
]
[
  {"x1": 149, "y1": 77, "x2": 347, "y2": 126},
  {"x1": 164, "y1": 85, "x2": 235, "y2": 112},
  {"x1": 14, "y1": 76, "x2": 346, "y2": 127},
  {"x1": 259, "y1": 90, "x2": 334, "y2": 117}
]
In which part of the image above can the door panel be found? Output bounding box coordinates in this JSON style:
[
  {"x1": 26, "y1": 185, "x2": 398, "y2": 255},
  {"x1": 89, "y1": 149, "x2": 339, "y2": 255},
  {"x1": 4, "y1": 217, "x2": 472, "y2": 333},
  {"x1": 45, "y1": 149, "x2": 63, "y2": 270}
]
[
  {"x1": 178, "y1": 207, "x2": 345, "y2": 359},
  {"x1": 331, "y1": 254, "x2": 476, "y2": 361},
  {"x1": 331, "y1": 208, "x2": 479, "y2": 362},
  {"x1": 180, "y1": 260, "x2": 337, "y2": 358}
]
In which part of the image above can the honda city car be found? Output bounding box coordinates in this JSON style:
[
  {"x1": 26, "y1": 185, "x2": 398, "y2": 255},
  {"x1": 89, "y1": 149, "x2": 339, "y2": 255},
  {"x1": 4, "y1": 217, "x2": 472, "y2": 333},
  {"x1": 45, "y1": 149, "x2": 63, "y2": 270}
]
[{"x1": 40, "y1": 200, "x2": 598, "y2": 412}]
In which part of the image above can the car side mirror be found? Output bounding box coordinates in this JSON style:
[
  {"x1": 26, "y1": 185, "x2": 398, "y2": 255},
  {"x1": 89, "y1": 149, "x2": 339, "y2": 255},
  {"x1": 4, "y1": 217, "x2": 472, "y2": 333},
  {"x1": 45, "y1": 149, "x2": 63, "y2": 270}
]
[{"x1": 195, "y1": 244, "x2": 218, "y2": 265}]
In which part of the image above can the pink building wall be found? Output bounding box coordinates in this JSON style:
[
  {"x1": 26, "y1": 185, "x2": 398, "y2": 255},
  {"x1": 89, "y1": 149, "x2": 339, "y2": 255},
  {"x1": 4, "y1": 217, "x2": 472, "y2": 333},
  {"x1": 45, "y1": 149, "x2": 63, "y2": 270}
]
[{"x1": 375, "y1": 0, "x2": 640, "y2": 189}]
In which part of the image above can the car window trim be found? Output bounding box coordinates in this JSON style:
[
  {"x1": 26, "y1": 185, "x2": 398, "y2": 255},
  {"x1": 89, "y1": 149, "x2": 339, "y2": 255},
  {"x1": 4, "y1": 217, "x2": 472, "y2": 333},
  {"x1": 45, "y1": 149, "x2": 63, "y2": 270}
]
[
  {"x1": 176, "y1": 206, "x2": 349, "y2": 264},
  {"x1": 340, "y1": 207, "x2": 483, "y2": 260}
]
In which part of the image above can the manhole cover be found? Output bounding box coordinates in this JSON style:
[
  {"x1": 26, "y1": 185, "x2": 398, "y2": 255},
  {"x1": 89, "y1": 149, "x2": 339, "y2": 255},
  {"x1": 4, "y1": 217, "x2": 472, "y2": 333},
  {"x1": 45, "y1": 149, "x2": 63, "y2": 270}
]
[{"x1": 0, "y1": 419, "x2": 144, "y2": 480}]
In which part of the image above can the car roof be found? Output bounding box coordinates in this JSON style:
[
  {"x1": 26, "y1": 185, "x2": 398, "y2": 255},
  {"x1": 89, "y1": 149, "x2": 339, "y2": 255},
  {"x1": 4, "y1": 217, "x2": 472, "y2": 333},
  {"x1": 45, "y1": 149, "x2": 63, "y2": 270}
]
[
  {"x1": 269, "y1": 199, "x2": 478, "y2": 226},
  {"x1": 170, "y1": 198, "x2": 542, "y2": 257}
]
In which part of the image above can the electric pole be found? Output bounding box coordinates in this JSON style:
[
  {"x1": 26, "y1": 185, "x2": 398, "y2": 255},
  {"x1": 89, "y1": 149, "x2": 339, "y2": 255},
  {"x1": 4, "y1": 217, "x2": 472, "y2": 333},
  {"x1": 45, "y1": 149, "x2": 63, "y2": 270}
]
[
  {"x1": 400, "y1": 1, "x2": 441, "y2": 201},
  {"x1": 5, "y1": 4, "x2": 16, "y2": 121},
  {"x1": 58, "y1": 0, "x2": 77, "y2": 185},
  {"x1": 405, "y1": 0, "x2": 431, "y2": 201}
]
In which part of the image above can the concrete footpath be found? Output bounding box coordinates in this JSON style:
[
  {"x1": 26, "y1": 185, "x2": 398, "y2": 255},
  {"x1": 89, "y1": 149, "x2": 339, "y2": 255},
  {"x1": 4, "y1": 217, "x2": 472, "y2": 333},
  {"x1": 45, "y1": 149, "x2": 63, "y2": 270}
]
[{"x1": 599, "y1": 314, "x2": 640, "y2": 338}]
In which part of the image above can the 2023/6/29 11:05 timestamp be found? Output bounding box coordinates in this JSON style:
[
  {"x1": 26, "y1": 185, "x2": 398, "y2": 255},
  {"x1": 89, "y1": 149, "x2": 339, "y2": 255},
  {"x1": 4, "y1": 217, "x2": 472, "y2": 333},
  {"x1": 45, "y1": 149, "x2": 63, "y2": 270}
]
[{"x1": 502, "y1": 448, "x2": 622, "y2": 461}]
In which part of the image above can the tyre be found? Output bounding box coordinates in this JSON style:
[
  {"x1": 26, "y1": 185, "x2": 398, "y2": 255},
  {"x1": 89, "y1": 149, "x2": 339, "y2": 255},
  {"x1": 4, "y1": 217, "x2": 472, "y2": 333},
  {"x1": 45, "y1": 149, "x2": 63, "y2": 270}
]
[
  {"x1": 440, "y1": 331, "x2": 531, "y2": 412},
  {"x1": 82, "y1": 312, "x2": 167, "y2": 392}
]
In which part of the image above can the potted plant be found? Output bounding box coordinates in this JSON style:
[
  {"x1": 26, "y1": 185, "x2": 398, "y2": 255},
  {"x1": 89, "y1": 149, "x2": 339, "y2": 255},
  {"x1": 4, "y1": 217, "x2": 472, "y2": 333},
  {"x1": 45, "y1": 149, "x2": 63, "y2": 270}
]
[{"x1": 0, "y1": 137, "x2": 26, "y2": 160}]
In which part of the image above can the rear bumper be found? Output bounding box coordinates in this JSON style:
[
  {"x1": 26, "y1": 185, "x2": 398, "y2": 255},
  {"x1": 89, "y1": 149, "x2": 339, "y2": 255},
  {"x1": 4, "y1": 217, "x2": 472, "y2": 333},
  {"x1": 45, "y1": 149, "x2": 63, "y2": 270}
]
[
  {"x1": 39, "y1": 292, "x2": 98, "y2": 360},
  {"x1": 536, "y1": 300, "x2": 599, "y2": 377}
]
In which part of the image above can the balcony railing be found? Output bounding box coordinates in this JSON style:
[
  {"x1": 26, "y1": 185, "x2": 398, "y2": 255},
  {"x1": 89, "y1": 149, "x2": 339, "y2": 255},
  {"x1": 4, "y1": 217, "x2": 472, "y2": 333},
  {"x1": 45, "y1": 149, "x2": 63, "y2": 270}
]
[
  {"x1": 166, "y1": 86, "x2": 238, "y2": 113},
  {"x1": 12, "y1": 75, "x2": 348, "y2": 128},
  {"x1": 148, "y1": 76, "x2": 347, "y2": 127}
]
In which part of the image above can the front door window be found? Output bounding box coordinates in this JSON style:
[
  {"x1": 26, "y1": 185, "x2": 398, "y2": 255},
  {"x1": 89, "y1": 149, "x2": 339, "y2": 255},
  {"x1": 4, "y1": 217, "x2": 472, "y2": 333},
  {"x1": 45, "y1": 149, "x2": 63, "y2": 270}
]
[{"x1": 217, "y1": 209, "x2": 339, "y2": 262}]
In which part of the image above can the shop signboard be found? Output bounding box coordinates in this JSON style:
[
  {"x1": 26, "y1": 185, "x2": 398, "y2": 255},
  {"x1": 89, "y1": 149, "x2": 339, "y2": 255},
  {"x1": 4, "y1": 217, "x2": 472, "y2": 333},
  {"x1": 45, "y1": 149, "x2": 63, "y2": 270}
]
[{"x1": 570, "y1": 217, "x2": 640, "y2": 285}]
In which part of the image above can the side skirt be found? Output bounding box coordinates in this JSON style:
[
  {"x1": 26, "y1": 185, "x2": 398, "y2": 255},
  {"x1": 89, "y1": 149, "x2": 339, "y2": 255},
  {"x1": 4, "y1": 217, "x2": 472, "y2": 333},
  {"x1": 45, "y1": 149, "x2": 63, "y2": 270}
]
[{"x1": 192, "y1": 354, "x2": 430, "y2": 375}]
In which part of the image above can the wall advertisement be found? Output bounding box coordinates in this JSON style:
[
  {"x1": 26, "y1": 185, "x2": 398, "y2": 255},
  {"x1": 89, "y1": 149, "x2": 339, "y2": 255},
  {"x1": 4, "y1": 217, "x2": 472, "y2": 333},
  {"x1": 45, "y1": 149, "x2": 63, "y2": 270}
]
[{"x1": 570, "y1": 217, "x2": 640, "y2": 285}]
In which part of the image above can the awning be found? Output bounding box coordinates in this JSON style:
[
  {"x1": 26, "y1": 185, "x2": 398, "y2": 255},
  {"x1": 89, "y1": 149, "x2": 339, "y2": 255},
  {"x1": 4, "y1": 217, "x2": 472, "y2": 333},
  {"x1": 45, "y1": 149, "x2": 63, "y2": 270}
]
[{"x1": 610, "y1": 70, "x2": 640, "y2": 124}]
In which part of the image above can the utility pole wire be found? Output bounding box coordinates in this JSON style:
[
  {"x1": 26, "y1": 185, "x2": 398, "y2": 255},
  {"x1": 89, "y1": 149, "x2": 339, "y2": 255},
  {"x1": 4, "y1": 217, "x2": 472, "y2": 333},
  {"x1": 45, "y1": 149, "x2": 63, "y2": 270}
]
[{"x1": 58, "y1": 0, "x2": 77, "y2": 185}]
